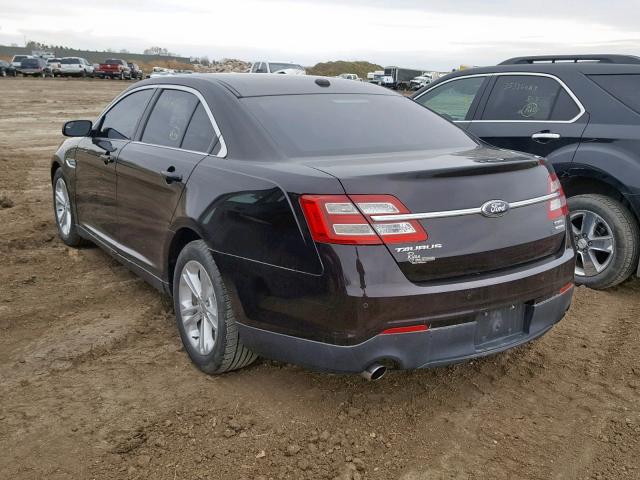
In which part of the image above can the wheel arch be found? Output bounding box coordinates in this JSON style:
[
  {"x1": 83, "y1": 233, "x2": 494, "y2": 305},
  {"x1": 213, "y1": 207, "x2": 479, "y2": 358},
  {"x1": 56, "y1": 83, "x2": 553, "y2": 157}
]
[
  {"x1": 166, "y1": 226, "x2": 203, "y2": 291},
  {"x1": 51, "y1": 160, "x2": 62, "y2": 181},
  {"x1": 562, "y1": 172, "x2": 640, "y2": 224}
]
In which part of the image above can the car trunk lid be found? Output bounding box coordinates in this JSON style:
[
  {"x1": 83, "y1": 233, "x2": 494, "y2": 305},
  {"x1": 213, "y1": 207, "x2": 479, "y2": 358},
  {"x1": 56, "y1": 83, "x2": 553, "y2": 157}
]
[{"x1": 304, "y1": 146, "x2": 567, "y2": 282}]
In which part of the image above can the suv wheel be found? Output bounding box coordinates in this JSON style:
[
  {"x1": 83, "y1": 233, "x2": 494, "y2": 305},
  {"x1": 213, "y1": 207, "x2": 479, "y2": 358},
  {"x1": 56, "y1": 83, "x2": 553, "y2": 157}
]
[
  {"x1": 569, "y1": 194, "x2": 639, "y2": 289},
  {"x1": 173, "y1": 240, "x2": 257, "y2": 374},
  {"x1": 52, "y1": 169, "x2": 83, "y2": 247}
]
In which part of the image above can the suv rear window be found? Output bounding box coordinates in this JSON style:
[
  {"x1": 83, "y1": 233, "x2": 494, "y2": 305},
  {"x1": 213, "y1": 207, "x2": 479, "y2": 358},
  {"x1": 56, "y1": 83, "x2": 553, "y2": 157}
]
[
  {"x1": 61, "y1": 58, "x2": 80, "y2": 64},
  {"x1": 482, "y1": 75, "x2": 580, "y2": 121},
  {"x1": 589, "y1": 74, "x2": 640, "y2": 113},
  {"x1": 242, "y1": 94, "x2": 476, "y2": 157}
]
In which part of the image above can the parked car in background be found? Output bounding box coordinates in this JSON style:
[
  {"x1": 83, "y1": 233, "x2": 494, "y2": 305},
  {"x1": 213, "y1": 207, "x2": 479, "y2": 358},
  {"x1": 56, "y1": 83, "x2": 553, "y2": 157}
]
[
  {"x1": 336, "y1": 73, "x2": 361, "y2": 81},
  {"x1": 149, "y1": 67, "x2": 175, "y2": 78},
  {"x1": 96, "y1": 59, "x2": 131, "y2": 79},
  {"x1": 60, "y1": 57, "x2": 94, "y2": 77},
  {"x1": 250, "y1": 61, "x2": 306, "y2": 75},
  {"x1": 11, "y1": 54, "x2": 33, "y2": 68},
  {"x1": 367, "y1": 70, "x2": 385, "y2": 85},
  {"x1": 52, "y1": 75, "x2": 574, "y2": 378},
  {"x1": 127, "y1": 63, "x2": 144, "y2": 80},
  {"x1": 47, "y1": 58, "x2": 62, "y2": 77},
  {"x1": 413, "y1": 54, "x2": 640, "y2": 289},
  {"x1": 0, "y1": 60, "x2": 17, "y2": 77},
  {"x1": 19, "y1": 57, "x2": 52, "y2": 77},
  {"x1": 410, "y1": 74, "x2": 432, "y2": 90},
  {"x1": 382, "y1": 66, "x2": 424, "y2": 89}
]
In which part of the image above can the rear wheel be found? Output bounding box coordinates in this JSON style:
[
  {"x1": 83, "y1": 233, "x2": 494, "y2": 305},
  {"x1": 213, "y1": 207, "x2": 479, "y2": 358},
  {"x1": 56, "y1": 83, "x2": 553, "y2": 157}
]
[
  {"x1": 569, "y1": 194, "x2": 639, "y2": 289},
  {"x1": 0, "y1": 69, "x2": 6, "y2": 77},
  {"x1": 173, "y1": 240, "x2": 257, "y2": 374}
]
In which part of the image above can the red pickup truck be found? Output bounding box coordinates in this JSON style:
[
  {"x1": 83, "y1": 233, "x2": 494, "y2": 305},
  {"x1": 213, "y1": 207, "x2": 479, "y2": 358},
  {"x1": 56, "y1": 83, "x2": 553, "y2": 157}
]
[{"x1": 95, "y1": 59, "x2": 131, "y2": 79}]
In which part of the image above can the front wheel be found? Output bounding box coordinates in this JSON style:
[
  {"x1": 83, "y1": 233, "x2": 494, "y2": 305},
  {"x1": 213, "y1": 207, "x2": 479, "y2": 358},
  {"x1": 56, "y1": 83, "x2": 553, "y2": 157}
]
[
  {"x1": 52, "y1": 169, "x2": 83, "y2": 247},
  {"x1": 173, "y1": 240, "x2": 257, "y2": 374},
  {"x1": 569, "y1": 194, "x2": 639, "y2": 289}
]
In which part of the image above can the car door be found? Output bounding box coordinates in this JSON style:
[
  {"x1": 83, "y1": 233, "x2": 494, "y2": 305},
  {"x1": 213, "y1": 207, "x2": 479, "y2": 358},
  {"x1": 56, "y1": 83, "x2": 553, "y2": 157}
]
[
  {"x1": 74, "y1": 88, "x2": 155, "y2": 242},
  {"x1": 413, "y1": 75, "x2": 491, "y2": 129},
  {"x1": 115, "y1": 87, "x2": 219, "y2": 276},
  {"x1": 467, "y1": 73, "x2": 588, "y2": 166}
]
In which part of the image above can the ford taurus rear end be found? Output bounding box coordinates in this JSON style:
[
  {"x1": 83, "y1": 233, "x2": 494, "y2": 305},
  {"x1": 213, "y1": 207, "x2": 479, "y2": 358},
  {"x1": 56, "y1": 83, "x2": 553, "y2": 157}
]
[{"x1": 229, "y1": 84, "x2": 575, "y2": 375}]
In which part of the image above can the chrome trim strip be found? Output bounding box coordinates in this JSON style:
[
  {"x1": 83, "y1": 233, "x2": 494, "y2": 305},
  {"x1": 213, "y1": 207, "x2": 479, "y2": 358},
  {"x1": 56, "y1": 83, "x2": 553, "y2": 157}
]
[
  {"x1": 94, "y1": 84, "x2": 227, "y2": 158},
  {"x1": 370, "y1": 192, "x2": 560, "y2": 222},
  {"x1": 414, "y1": 72, "x2": 586, "y2": 124}
]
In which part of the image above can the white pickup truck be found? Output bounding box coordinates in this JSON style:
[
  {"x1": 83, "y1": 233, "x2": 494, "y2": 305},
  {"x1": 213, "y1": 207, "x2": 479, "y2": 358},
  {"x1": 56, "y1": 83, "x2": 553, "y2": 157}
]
[{"x1": 250, "y1": 61, "x2": 306, "y2": 75}]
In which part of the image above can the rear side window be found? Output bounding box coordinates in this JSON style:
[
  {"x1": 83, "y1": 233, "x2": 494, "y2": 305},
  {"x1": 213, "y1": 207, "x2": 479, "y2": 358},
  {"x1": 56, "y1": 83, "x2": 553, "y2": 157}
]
[
  {"x1": 482, "y1": 75, "x2": 580, "y2": 121},
  {"x1": 415, "y1": 76, "x2": 486, "y2": 121},
  {"x1": 243, "y1": 94, "x2": 476, "y2": 157},
  {"x1": 142, "y1": 90, "x2": 199, "y2": 148},
  {"x1": 181, "y1": 103, "x2": 215, "y2": 152},
  {"x1": 589, "y1": 74, "x2": 640, "y2": 113},
  {"x1": 99, "y1": 89, "x2": 154, "y2": 140}
]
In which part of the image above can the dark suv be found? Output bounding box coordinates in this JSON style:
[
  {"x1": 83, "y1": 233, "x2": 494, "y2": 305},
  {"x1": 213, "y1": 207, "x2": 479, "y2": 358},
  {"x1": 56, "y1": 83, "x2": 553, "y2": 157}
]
[
  {"x1": 413, "y1": 55, "x2": 640, "y2": 289},
  {"x1": 52, "y1": 75, "x2": 574, "y2": 378}
]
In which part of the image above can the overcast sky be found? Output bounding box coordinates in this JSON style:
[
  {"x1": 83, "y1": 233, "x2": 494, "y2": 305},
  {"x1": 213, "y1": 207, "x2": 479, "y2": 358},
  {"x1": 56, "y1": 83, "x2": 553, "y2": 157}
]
[{"x1": 1, "y1": 0, "x2": 640, "y2": 70}]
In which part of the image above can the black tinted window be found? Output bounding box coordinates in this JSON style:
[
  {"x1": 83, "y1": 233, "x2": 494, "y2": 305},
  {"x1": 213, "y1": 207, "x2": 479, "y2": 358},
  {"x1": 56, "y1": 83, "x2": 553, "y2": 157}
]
[
  {"x1": 416, "y1": 76, "x2": 485, "y2": 121},
  {"x1": 589, "y1": 74, "x2": 640, "y2": 113},
  {"x1": 142, "y1": 90, "x2": 199, "y2": 148},
  {"x1": 483, "y1": 75, "x2": 579, "y2": 121},
  {"x1": 100, "y1": 89, "x2": 153, "y2": 140},
  {"x1": 181, "y1": 103, "x2": 215, "y2": 152},
  {"x1": 243, "y1": 94, "x2": 476, "y2": 157}
]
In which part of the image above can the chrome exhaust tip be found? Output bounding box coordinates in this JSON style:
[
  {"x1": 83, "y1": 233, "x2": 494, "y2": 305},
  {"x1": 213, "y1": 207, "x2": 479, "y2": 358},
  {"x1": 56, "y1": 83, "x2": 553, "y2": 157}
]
[{"x1": 361, "y1": 363, "x2": 387, "y2": 381}]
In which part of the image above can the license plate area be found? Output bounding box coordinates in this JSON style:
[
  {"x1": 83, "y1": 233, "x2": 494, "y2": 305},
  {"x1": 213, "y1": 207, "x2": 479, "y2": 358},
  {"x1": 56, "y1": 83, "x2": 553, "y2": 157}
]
[{"x1": 475, "y1": 304, "x2": 526, "y2": 348}]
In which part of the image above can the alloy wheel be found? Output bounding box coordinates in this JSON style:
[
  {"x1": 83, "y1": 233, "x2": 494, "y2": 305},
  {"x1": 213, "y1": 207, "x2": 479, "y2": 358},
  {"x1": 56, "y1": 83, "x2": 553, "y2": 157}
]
[
  {"x1": 570, "y1": 209, "x2": 615, "y2": 277},
  {"x1": 54, "y1": 177, "x2": 72, "y2": 236},
  {"x1": 178, "y1": 260, "x2": 218, "y2": 355}
]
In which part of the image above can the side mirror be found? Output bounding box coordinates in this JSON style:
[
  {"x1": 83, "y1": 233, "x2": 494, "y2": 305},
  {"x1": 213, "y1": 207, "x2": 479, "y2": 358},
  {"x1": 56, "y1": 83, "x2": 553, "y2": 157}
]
[{"x1": 63, "y1": 120, "x2": 92, "y2": 137}]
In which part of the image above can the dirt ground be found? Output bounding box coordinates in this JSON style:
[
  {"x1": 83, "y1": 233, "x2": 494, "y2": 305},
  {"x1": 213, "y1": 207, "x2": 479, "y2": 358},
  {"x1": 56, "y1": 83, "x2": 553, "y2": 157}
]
[{"x1": 1, "y1": 78, "x2": 639, "y2": 480}]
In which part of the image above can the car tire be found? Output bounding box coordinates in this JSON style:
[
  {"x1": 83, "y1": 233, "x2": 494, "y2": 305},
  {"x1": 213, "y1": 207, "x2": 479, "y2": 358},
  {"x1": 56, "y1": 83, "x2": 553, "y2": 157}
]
[
  {"x1": 0, "y1": 69, "x2": 6, "y2": 77},
  {"x1": 120, "y1": 72, "x2": 125, "y2": 80},
  {"x1": 81, "y1": 70, "x2": 86, "y2": 78},
  {"x1": 568, "y1": 194, "x2": 639, "y2": 289},
  {"x1": 52, "y1": 169, "x2": 84, "y2": 247},
  {"x1": 173, "y1": 240, "x2": 258, "y2": 374}
]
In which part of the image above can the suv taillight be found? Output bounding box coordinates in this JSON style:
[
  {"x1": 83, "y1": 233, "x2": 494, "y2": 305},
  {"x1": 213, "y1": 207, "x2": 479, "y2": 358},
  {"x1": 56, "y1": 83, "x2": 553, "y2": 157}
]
[
  {"x1": 548, "y1": 173, "x2": 568, "y2": 220},
  {"x1": 300, "y1": 194, "x2": 428, "y2": 245}
]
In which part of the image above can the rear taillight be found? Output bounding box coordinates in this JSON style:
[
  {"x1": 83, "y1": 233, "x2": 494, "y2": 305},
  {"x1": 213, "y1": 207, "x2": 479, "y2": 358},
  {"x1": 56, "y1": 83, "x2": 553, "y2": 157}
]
[
  {"x1": 300, "y1": 194, "x2": 428, "y2": 245},
  {"x1": 547, "y1": 173, "x2": 568, "y2": 220}
]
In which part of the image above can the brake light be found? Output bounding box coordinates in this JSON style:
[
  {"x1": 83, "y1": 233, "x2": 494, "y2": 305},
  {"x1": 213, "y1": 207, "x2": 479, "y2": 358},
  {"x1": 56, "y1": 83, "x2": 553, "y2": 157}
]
[
  {"x1": 548, "y1": 173, "x2": 568, "y2": 220},
  {"x1": 300, "y1": 194, "x2": 428, "y2": 245}
]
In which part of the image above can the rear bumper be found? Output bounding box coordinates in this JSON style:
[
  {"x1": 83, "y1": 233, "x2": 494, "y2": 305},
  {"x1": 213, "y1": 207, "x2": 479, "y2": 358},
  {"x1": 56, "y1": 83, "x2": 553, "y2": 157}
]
[{"x1": 238, "y1": 286, "x2": 573, "y2": 373}]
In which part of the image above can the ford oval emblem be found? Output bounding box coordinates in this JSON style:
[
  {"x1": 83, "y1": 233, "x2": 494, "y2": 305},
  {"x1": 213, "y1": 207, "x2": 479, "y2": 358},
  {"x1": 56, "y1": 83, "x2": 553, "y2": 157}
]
[{"x1": 481, "y1": 199, "x2": 510, "y2": 218}]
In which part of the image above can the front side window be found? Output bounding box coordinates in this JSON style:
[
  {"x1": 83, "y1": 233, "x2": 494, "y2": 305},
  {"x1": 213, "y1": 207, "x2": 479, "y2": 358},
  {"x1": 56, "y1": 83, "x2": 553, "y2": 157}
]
[
  {"x1": 99, "y1": 89, "x2": 154, "y2": 140},
  {"x1": 589, "y1": 74, "x2": 640, "y2": 114},
  {"x1": 482, "y1": 75, "x2": 580, "y2": 121},
  {"x1": 142, "y1": 90, "x2": 199, "y2": 148},
  {"x1": 416, "y1": 76, "x2": 486, "y2": 121},
  {"x1": 181, "y1": 103, "x2": 216, "y2": 152}
]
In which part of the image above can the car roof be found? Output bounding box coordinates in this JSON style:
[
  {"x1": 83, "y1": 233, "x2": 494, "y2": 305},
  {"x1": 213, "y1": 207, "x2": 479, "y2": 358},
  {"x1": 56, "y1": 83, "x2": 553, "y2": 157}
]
[
  {"x1": 438, "y1": 62, "x2": 640, "y2": 79},
  {"x1": 145, "y1": 73, "x2": 398, "y2": 98}
]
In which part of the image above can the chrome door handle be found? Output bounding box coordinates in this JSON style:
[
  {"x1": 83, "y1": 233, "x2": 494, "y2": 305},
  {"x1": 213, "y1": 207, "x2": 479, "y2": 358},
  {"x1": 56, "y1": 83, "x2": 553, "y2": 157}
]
[{"x1": 532, "y1": 132, "x2": 561, "y2": 142}]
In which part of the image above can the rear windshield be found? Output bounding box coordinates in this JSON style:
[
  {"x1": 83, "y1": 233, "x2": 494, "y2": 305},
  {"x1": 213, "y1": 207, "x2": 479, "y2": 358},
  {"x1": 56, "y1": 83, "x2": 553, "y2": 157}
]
[
  {"x1": 21, "y1": 59, "x2": 40, "y2": 67},
  {"x1": 589, "y1": 74, "x2": 640, "y2": 113},
  {"x1": 105, "y1": 59, "x2": 123, "y2": 65},
  {"x1": 242, "y1": 94, "x2": 476, "y2": 157},
  {"x1": 13, "y1": 55, "x2": 28, "y2": 61},
  {"x1": 61, "y1": 58, "x2": 80, "y2": 64}
]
